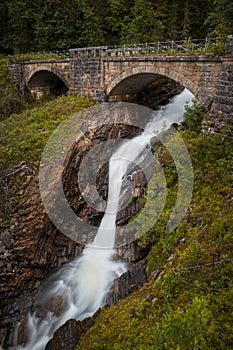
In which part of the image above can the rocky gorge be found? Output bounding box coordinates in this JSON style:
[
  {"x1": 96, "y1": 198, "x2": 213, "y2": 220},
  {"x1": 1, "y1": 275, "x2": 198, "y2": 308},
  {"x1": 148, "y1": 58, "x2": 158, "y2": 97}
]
[
  {"x1": 0, "y1": 65, "x2": 232, "y2": 349},
  {"x1": 0, "y1": 77, "x2": 184, "y2": 349}
]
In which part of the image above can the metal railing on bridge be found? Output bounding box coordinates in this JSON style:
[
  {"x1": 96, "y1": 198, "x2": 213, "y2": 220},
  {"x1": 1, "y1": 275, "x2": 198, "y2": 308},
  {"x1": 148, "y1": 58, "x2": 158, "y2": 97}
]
[
  {"x1": 9, "y1": 38, "x2": 226, "y2": 62},
  {"x1": 71, "y1": 38, "x2": 226, "y2": 58},
  {"x1": 104, "y1": 38, "x2": 222, "y2": 56}
]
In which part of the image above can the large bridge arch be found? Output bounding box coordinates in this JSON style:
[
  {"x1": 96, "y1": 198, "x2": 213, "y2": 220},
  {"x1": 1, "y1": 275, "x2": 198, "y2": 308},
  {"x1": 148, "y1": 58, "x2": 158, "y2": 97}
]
[
  {"x1": 106, "y1": 65, "x2": 207, "y2": 107},
  {"x1": 26, "y1": 66, "x2": 69, "y2": 98}
]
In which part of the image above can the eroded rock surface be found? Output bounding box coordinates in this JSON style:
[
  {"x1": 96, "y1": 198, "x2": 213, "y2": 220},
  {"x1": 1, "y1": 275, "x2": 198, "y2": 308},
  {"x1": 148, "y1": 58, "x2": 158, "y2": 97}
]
[
  {"x1": 45, "y1": 259, "x2": 148, "y2": 350},
  {"x1": 0, "y1": 106, "x2": 151, "y2": 348},
  {"x1": 0, "y1": 85, "x2": 180, "y2": 349}
]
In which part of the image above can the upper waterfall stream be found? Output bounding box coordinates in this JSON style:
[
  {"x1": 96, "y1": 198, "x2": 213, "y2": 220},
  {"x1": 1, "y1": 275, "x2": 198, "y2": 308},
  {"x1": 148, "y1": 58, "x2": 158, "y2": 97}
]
[{"x1": 14, "y1": 89, "x2": 193, "y2": 350}]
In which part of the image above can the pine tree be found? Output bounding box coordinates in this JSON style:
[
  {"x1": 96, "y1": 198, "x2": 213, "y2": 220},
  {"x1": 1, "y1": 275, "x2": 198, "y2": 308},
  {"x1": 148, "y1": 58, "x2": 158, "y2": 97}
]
[
  {"x1": 166, "y1": 0, "x2": 181, "y2": 40},
  {"x1": 106, "y1": 0, "x2": 134, "y2": 43},
  {"x1": 182, "y1": 0, "x2": 192, "y2": 39},
  {"x1": 122, "y1": 0, "x2": 168, "y2": 43},
  {"x1": 0, "y1": 0, "x2": 10, "y2": 52},
  {"x1": 206, "y1": 0, "x2": 233, "y2": 37},
  {"x1": 34, "y1": 0, "x2": 104, "y2": 50},
  {"x1": 6, "y1": 0, "x2": 37, "y2": 53}
]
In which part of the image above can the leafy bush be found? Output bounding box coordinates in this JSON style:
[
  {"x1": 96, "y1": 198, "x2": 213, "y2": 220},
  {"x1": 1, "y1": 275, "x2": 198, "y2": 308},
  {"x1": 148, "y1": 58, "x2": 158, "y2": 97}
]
[
  {"x1": 0, "y1": 56, "x2": 25, "y2": 120},
  {"x1": 149, "y1": 296, "x2": 214, "y2": 350},
  {"x1": 183, "y1": 99, "x2": 205, "y2": 133}
]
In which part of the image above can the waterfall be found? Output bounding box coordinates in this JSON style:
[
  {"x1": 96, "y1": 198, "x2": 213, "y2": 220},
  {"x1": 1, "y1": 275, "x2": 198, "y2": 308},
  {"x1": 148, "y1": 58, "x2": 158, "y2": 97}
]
[{"x1": 14, "y1": 89, "x2": 193, "y2": 350}]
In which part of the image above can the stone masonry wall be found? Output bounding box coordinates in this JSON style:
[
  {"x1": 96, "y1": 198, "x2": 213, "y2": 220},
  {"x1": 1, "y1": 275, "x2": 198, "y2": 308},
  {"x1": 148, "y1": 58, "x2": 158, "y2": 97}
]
[
  {"x1": 207, "y1": 62, "x2": 233, "y2": 134},
  {"x1": 69, "y1": 48, "x2": 105, "y2": 101}
]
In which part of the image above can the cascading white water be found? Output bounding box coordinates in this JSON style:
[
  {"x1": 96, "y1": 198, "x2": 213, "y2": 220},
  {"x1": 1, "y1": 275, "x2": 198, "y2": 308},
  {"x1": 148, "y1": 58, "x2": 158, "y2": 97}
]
[
  {"x1": 14, "y1": 88, "x2": 193, "y2": 350},
  {"x1": 14, "y1": 247, "x2": 126, "y2": 350}
]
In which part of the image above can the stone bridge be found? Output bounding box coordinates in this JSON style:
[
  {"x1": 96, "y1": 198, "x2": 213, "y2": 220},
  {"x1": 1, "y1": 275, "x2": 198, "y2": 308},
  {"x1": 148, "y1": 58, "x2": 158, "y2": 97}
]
[{"x1": 7, "y1": 43, "x2": 233, "y2": 124}]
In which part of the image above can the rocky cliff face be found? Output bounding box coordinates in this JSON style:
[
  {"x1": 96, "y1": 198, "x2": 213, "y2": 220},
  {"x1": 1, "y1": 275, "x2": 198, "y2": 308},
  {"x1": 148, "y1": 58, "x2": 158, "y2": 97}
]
[
  {"x1": 0, "y1": 174, "x2": 84, "y2": 347},
  {"x1": 0, "y1": 108, "x2": 151, "y2": 349},
  {"x1": 138, "y1": 77, "x2": 183, "y2": 110}
]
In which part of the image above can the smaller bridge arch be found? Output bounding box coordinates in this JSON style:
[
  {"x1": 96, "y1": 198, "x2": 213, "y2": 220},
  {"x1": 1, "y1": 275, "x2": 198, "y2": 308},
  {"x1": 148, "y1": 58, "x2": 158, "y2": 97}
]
[
  {"x1": 27, "y1": 65, "x2": 69, "y2": 87},
  {"x1": 27, "y1": 65, "x2": 69, "y2": 98}
]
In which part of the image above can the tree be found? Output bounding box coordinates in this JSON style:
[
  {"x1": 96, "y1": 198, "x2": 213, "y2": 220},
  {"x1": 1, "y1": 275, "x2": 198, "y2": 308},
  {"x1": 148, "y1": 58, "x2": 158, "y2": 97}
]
[
  {"x1": 0, "y1": 0, "x2": 226, "y2": 53},
  {"x1": 6, "y1": 0, "x2": 37, "y2": 53},
  {"x1": 117, "y1": 0, "x2": 168, "y2": 43},
  {"x1": 182, "y1": 0, "x2": 192, "y2": 39},
  {"x1": 184, "y1": 98, "x2": 205, "y2": 133},
  {"x1": 206, "y1": 0, "x2": 233, "y2": 37},
  {"x1": 106, "y1": 0, "x2": 134, "y2": 43},
  {"x1": 0, "y1": 0, "x2": 11, "y2": 53},
  {"x1": 166, "y1": 0, "x2": 181, "y2": 40},
  {"x1": 166, "y1": 0, "x2": 212, "y2": 40},
  {"x1": 34, "y1": 0, "x2": 104, "y2": 50},
  {"x1": 4, "y1": 0, "x2": 105, "y2": 53},
  {"x1": 189, "y1": 0, "x2": 212, "y2": 38},
  {"x1": 149, "y1": 296, "x2": 215, "y2": 350}
]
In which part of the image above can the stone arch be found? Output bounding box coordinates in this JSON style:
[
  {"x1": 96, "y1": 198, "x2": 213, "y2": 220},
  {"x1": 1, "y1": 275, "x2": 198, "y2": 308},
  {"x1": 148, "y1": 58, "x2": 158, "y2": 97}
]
[
  {"x1": 26, "y1": 65, "x2": 69, "y2": 98},
  {"x1": 106, "y1": 65, "x2": 208, "y2": 107},
  {"x1": 27, "y1": 65, "x2": 69, "y2": 87}
]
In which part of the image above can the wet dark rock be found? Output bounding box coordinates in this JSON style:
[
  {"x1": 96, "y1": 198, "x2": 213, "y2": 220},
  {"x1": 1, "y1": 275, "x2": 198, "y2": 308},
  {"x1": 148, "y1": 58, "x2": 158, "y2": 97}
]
[
  {"x1": 45, "y1": 319, "x2": 78, "y2": 350},
  {"x1": 47, "y1": 295, "x2": 65, "y2": 317},
  {"x1": 45, "y1": 310, "x2": 101, "y2": 350},
  {"x1": 45, "y1": 259, "x2": 147, "y2": 350},
  {"x1": 0, "y1": 243, "x2": 6, "y2": 254},
  {"x1": 106, "y1": 258, "x2": 147, "y2": 306},
  {"x1": 0, "y1": 232, "x2": 11, "y2": 248},
  {"x1": 138, "y1": 76, "x2": 184, "y2": 110}
]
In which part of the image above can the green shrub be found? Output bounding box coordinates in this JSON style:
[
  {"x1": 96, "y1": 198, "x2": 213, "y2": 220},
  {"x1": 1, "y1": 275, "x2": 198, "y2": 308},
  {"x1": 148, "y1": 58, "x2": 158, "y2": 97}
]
[
  {"x1": 184, "y1": 99, "x2": 205, "y2": 133},
  {"x1": 148, "y1": 296, "x2": 214, "y2": 350}
]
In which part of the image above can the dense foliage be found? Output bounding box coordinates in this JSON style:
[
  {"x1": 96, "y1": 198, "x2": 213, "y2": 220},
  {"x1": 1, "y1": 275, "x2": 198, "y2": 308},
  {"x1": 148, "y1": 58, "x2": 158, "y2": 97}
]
[
  {"x1": 0, "y1": 57, "x2": 25, "y2": 119},
  {"x1": 0, "y1": 0, "x2": 233, "y2": 53}
]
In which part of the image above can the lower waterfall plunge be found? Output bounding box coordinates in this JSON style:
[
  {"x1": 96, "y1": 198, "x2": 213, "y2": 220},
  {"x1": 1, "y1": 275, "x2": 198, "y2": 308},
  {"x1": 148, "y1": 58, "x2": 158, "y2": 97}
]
[{"x1": 14, "y1": 89, "x2": 193, "y2": 350}]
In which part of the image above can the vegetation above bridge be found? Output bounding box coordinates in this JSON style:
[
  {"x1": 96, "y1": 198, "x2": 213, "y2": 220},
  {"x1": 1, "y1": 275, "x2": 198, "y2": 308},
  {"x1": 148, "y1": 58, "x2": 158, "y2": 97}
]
[{"x1": 1, "y1": 0, "x2": 233, "y2": 55}]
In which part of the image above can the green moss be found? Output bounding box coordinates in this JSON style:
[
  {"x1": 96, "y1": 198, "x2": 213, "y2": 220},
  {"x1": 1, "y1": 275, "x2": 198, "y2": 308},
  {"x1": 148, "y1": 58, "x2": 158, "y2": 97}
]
[
  {"x1": 9, "y1": 52, "x2": 69, "y2": 62},
  {"x1": 0, "y1": 94, "x2": 95, "y2": 171},
  {"x1": 0, "y1": 93, "x2": 95, "y2": 225}
]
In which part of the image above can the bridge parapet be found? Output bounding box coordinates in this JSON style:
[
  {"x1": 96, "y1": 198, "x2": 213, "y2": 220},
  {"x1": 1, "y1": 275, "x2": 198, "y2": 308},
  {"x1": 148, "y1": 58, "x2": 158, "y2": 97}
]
[{"x1": 70, "y1": 46, "x2": 108, "y2": 59}]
